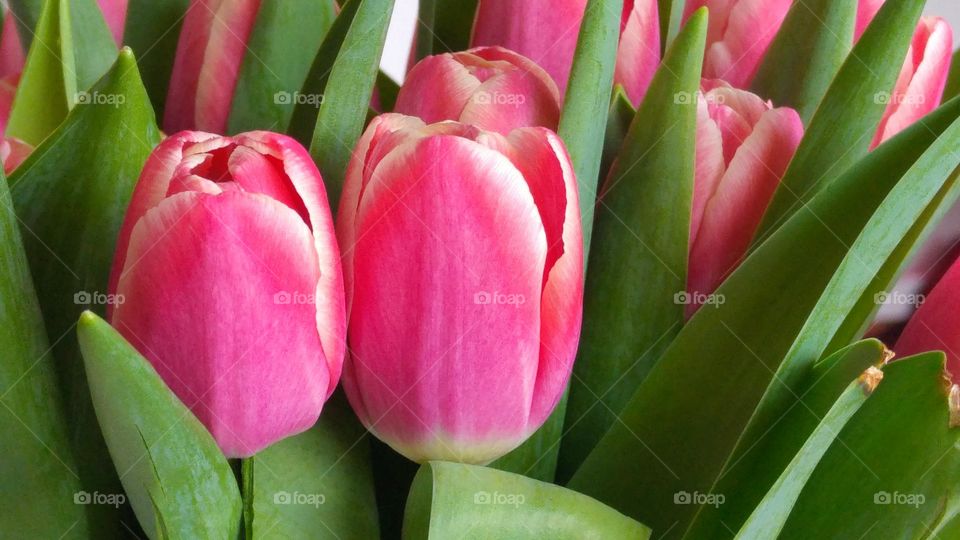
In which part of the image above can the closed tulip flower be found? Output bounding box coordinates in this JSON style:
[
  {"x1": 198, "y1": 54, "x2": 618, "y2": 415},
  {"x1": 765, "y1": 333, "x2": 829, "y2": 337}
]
[
  {"x1": 687, "y1": 81, "x2": 804, "y2": 313},
  {"x1": 394, "y1": 46, "x2": 561, "y2": 134},
  {"x1": 337, "y1": 114, "x2": 583, "y2": 464},
  {"x1": 108, "y1": 131, "x2": 345, "y2": 457},
  {"x1": 896, "y1": 256, "x2": 960, "y2": 376},
  {"x1": 164, "y1": 0, "x2": 260, "y2": 133}
]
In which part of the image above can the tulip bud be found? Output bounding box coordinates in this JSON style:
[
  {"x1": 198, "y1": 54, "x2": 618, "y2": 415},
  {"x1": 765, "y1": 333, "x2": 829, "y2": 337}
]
[
  {"x1": 687, "y1": 81, "x2": 804, "y2": 313},
  {"x1": 337, "y1": 114, "x2": 583, "y2": 464},
  {"x1": 395, "y1": 46, "x2": 561, "y2": 134},
  {"x1": 682, "y1": 0, "x2": 793, "y2": 89},
  {"x1": 896, "y1": 256, "x2": 960, "y2": 377},
  {"x1": 108, "y1": 131, "x2": 345, "y2": 458},
  {"x1": 164, "y1": 0, "x2": 261, "y2": 133}
]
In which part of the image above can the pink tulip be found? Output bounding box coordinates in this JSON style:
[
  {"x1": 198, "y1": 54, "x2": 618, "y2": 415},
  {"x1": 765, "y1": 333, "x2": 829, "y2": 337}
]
[
  {"x1": 165, "y1": 0, "x2": 261, "y2": 133},
  {"x1": 686, "y1": 80, "x2": 804, "y2": 313},
  {"x1": 394, "y1": 46, "x2": 561, "y2": 134},
  {"x1": 0, "y1": 10, "x2": 23, "y2": 80},
  {"x1": 337, "y1": 114, "x2": 583, "y2": 464},
  {"x1": 107, "y1": 131, "x2": 345, "y2": 458},
  {"x1": 872, "y1": 17, "x2": 952, "y2": 147},
  {"x1": 0, "y1": 136, "x2": 30, "y2": 174},
  {"x1": 471, "y1": 0, "x2": 660, "y2": 101},
  {"x1": 896, "y1": 256, "x2": 960, "y2": 377},
  {"x1": 96, "y1": 0, "x2": 128, "y2": 45},
  {"x1": 682, "y1": 0, "x2": 793, "y2": 89}
]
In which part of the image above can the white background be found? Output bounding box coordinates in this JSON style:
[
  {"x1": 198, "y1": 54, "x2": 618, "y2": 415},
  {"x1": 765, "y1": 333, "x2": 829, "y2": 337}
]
[{"x1": 381, "y1": 0, "x2": 960, "y2": 83}]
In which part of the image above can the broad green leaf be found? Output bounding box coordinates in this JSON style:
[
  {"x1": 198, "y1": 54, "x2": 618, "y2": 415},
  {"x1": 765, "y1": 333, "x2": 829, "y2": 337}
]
[
  {"x1": 656, "y1": 0, "x2": 685, "y2": 53},
  {"x1": 0, "y1": 170, "x2": 87, "y2": 538},
  {"x1": 243, "y1": 393, "x2": 379, "y2": 539},
  {"x1": 8, "y1": 0, "x2": 43, "y2": 50},
  {"x1": 77, "y1": 312, "x2": 242, "y2": 539},
  {"x1": 687, "y1": 339, "x2": 888, "y2": 538},
  {"x1": 403, "y1": 462, "x2": 651, "y2": 539},
  {"x1": 431, "y1": 0, "x2": 476, "y2": 53},
  {"x1": 309, "y1": 0, "x2": 395, "y2": 207},
  {"x1": 558, "y1": 0, "x2": 624, "y2": 255},
  {"x1": 778, "y1": 353, "x2": 960, "y2": 538},
  {"x1": 751, "y1": 0, "x2": 855, "y2": 123},
  {"x1": 10, "y1": 47, "x2": 162, "y2": 531},
  {"x1": 414, "y1": 0, "x2": 435, "y2": 61},
  {"x1": 567, "y1": 90, "x2": 960, "y2": 538},
  {"x1": 123, "y1": 0, "x2": 190, "y2": 120},
  {"x1": 558, "y1": 9, "x2": 705, "y2": 482},
  {"x1": 7, "y1": 0, "x2": 117, "y2": 145},
  {"x1": 944, "y1": 49, "x2": 960, "y2": 103},
  {"x1": 227, "y1": 0, "x2": 337, "y2": 134},
  {"x1": 755, "y1": 0, "x2": 925, "y2": 240}
]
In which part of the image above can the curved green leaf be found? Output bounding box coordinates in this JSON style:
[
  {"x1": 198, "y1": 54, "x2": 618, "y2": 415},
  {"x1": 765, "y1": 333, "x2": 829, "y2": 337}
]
[
  {"x1": 751, "y1": 0, "x2": 855, "y2": 122},
  {"x1": 403, "y1": 462, "x2": 650, "y2": 539},
  {"x1": 243, "y1": 394, "x2": 379, "y2": 539},
  {"x1": 227, "y1": 0, "x2": 337, "y2": 134},
  {"x1": 755, "y1": 0, "x2": 926, "y2": 240},
  {"x1": 123, "y1": 0, "x2": 190, "y2": 120},
  {"x1": 77, "y1": 312, "x2": 242, "y2": 539},
  {"x1": 7, "y1": 0, "x2": 117, "y2": 146},
  {"x1": 558, "y1": 9, "x2": 705, "y2": 482}
]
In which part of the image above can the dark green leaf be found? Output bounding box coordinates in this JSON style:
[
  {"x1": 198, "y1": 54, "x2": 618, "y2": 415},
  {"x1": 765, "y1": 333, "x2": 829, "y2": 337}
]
[
  {"x1": 227, "y1": 0, "x2": 337, "y2": 134},
  {"x1": 243, "y1": 394, "x2": 379, "y2": 539},
  {"x1": 403, "y1": 462, "x2": 651, "y2": 539},
  {"x1": 415, "y1": 0, "x2": 435, "y2": 61},
  {"x1": 751, "y1": 0, "x2": 855, "y2": 122},
  {"x1": 431, "y1": 0, "x2": 476, "y2": 53},
  {"x1": 656, "y1": 0, "x2": 686, "y2": 53},
  {"x1": 375, "y1": 70, "x2": 401, "y2": 113},
  {"x1": 8, "y1": 0, "x2": 43, "y2": 50},
  {"x1": 943, "y1": 49, "x2": 960, "y2": 103},
  {"x1": 123, "y1": 0, "x2": 190, "y2": 120},
  {"x1": 558, "y1": 9, "x2": 705, "y2": 482},
  {"x1": 77, "y1": 312, "x2": 242, "y2": 539}
]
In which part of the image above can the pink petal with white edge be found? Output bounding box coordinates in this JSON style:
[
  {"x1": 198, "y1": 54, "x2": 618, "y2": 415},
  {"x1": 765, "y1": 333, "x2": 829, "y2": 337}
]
[
  {"x1": 394, "y1": 54, "x2": 482, "y2": 123},
  {"x1": 690, "y1": 92, "x2": 725, "y2": 243},
  {"x1": 896, "y1": 257, "x2": 960, "y2": 379},
  {"x1": 112, "y1": 191, "x2": 329, "y2": 457},
  {"x1": 96, "y1": 0, "x2": 129, "y2": 45},
  {"x1": 344, "y1": 134, "x2": 547, "y2": 464},
  {"x1": 614, "y1": 0, "x2": 660, "y2": 106}
]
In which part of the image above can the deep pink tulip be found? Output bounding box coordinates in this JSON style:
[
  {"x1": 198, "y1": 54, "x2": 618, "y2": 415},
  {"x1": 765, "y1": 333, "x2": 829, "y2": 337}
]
[
  {"x1": 687, "y1": 80, "x2": 804, "y2": 313},
  {"x1": 394, "y1": 46, "x2": 561, "y2": 134},
  {"x1": 896, "y1": 256, "x2": 960, "y2": 377},
  {"x1": 471, "y1": 0, "x2": 660, "y2": 102},
  {"x1": 96, "y1": 0, "x2": 129, "y2": 45},
  {"x1": 0, "y1": 10, "x2": 23, "y2": 80},
  {"x1": 682, "y1": 0, "x2": 793, "y2": 89},
  {"x1": 337, "y1": 114, "x2": 583, "y2": 464},
  {"x1": 165, "y1": 0, "x2": 261, "y2": 133},
  {"x1": 107, "y1": 131, "x2": 345, "y2": 458}
]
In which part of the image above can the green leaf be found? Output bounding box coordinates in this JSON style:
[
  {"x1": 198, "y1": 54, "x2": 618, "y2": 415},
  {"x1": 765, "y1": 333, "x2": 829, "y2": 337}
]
[
  {"x1": 375, "y1": 70, "x2": 401, "y2": 113},
  {"x1": 402, "y1": 462, "x2": 651, "y2": 539},
  {"x1": 242, "y1": 393, "x2": 379, "y2": 539},
  {"x1": 686, "y1": 339, "x2": 888, "y2": 537},
  {"x1": 8, "y1": 0, "x2": 43, "y2": 50},
  {"x1": 77, "y1": 312, "x2": 242, "y2": 539},
  {"x1": 944, "y1": 49, "x2": 960, "y2": 103},
  {"x1": 414, "y1": 0, "x2": 435, "y2": 61},
  {"x1": 557, "y1": 9, "x2": 705, "y2": 482},
  {"x1": 566, "y1": 87, "x2": 960, "y2": 538},
  {"x1": 123, "y1": 0, "x2": 190, "y2": 121},
  {"x1": 7, "y1": 0, "x2": 118, "y2": 146},
  {"x1": 558, "y1": 0, "x2": 624, "y2": 255},
  {"x1": 656, "y1": 0, "x2": 686, "y2": 52},
  {"x1": 308, "y1": 0, "x2": 394, "y2": 207},
  {"x1": 599, "y1": 86, "x2": 636, "y2": 182},
  {"x1": 10, "y1": 47, "x2": 162, "y2": 531},
  {"x1": 750, "y1": 0, "x2": 855, "y2": 122},
  {"x1": 755, "y1": 0, "x2": 925, "y2": 240},
  {"x1": 227, "y1": 0, "x2": 337, "y2": 134},
  {"x1": 0, "y1": 169, "x2": 88, "y2": 537},
  {"x1": 777, "y1": 353, "x2": 960, "y2": 538},
  {"x1": 431, "y1": 0, "x2": 476, "y2": 53}
]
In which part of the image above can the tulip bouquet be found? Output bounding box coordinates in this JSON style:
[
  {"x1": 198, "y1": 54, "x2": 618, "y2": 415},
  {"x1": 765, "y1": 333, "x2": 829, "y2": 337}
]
[{"x1": 4, "y1": 0, "x2": 960, "y2": 537}]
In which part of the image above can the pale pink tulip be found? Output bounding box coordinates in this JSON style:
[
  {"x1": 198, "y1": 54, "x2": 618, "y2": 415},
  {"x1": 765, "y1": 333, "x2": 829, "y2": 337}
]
[
  {"x1": 394, "y1": 46, "x2": 561, "y2": 134},
  {"x1": 896, "y1": 256, "x2": 960, "y2": 377},
  {"x1": 687, "y1": 80, "x2": 804, "y2": 313},
  {"x1": 108, "y1": 131, "x2": 345, "y2": 458},
  {"x1": 337, "y1": 114, "x2": 583, "y2": 464},
  {"x1": 682, "y1": 0, "x2": 793, "y2": 89},
  {"x1": 164, "y1": 0, "x2": 261, "y2": 133},
  {"x1": 96, "y1": 0, "x2": 128, "y2": 44}
]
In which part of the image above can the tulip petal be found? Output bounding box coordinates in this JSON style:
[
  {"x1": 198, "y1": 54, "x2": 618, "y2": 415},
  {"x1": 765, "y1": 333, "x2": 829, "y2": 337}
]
[
  {"x1": 896, "y1": 258, "x2": 960, "y2": 377},
  {"x1": 112, "y1": 190, "x2": 329, "y2": 457},
  {"x1": 96, "y1": 0, "x2": 129, "y2": 45},
  {"x1": 345, "y1": 134, "x2": 547, "y2": 463},
  {"x1": 0, "y1": 73, "x2": 18, "y2": 134},
  {"x1": 394, "y1": 54, "x2": 482, "y2": 124},
  {"x1": 459, "y1": 66, "x2": 561, "y2": 134},
  {"x1": 614, "y1": 0, "x2": 660, "y2": 105},
  {"x1": 1, "y1": 136, "x2": 31, "y2": 174},
  {"x1": 165, "y1": 1, "x2": 221, "y2": 132},
  {"x1": 691, "y1": 94, "x2": 725, "y2": 243},
  {"x1": 0, "y1": 10, "x2": 23, "y2": 79}
]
